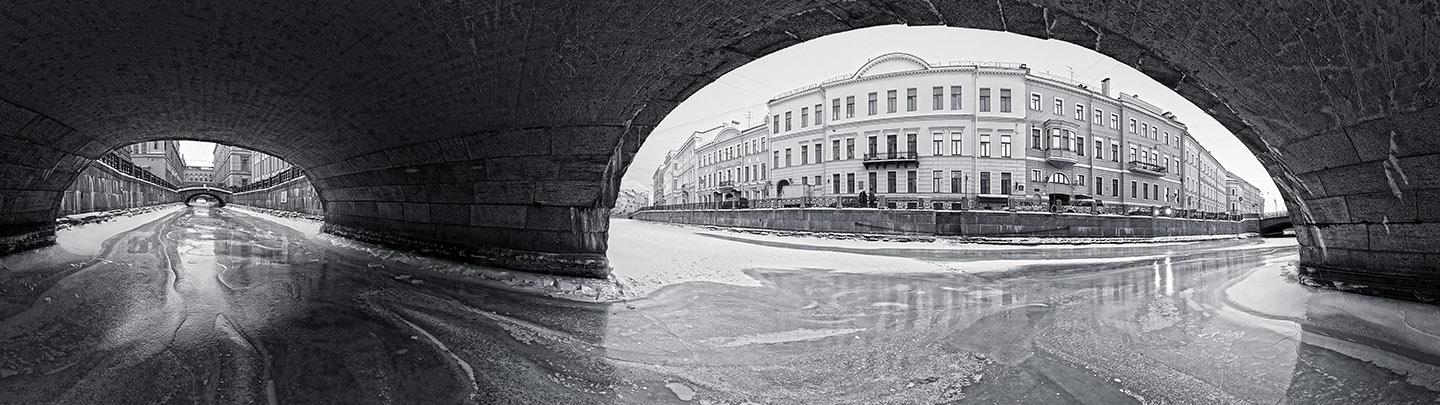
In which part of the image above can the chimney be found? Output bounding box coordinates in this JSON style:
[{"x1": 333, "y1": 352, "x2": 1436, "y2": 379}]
[{"x1": 1101, "y1": 78, "x2": 1111, "y2": 97}]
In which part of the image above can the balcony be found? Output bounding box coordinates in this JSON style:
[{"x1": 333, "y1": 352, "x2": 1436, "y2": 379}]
[
  {"x1": 1045, "y1": 149, "x2": 1077, "y2": 167},
  {"x1": 1127, "y1": 160, "x2": 1169, "y2": 176},
  {"x1": 862, "y1": 151, "x2": 918, "y2": 166}
]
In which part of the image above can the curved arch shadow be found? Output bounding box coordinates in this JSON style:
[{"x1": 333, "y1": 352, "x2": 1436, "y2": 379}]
[{"x1": 0, "y1": 1, "x2": 1430, "y2": 298}]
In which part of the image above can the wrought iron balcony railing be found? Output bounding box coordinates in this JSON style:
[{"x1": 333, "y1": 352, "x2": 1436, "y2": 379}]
[
  {"x1": 862, "y1": 151, "x2": 918, "y2": 163},
  {"x1": 1127, "y1": 160, "x2": 1168, "y2": 176}
]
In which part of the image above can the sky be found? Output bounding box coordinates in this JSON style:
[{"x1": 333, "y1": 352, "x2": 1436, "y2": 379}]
[
  {"x1": 177, "y1": 141, "x2": 216, "y2": 166},
  {"x1": 620, "y1": 25, "x2": 1283, "y2": 209}
]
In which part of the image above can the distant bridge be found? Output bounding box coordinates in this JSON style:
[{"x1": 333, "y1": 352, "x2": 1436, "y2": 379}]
[
  {"x1": 175, "y1": 185, "x2": 233, "y2": 207},
  {"x1": 1259, "y1": 211, "x2": 1292, "y2": 236}
]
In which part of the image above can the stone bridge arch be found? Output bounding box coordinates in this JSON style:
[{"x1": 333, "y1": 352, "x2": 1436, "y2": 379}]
[
  {"x1": 0, "y1": 1, "x2": 1434, "y2": 299},
  {"x1": 176, "y1": 187, "x2": 232, "y2": 207}
]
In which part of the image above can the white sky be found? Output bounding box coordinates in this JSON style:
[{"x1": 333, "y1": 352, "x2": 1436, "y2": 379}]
[
  {"x1": 620, "y1": 25, "x2": 1283, "y2": 209},
  {"x1": 177, "y1": 141, "x2": 216, "y2": 166}
]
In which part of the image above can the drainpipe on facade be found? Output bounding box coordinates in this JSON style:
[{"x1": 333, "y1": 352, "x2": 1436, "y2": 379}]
[{"x1": 970, "y1": 65, "x2": 979, "y2": 202}]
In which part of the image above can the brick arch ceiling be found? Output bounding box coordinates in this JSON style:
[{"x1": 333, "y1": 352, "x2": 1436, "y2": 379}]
[{"x1": 0, "y1": 1, "x2": 1436, "y2": 297}]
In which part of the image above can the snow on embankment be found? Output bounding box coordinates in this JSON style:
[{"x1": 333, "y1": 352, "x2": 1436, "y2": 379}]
[{"x1": 55, "y1": 204, "x2": 185, "y2": 255}]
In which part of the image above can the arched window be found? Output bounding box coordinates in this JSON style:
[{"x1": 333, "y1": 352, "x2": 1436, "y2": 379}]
[{"x1": 1048, "y1": 172, "x2": 1069, "y2": 184}]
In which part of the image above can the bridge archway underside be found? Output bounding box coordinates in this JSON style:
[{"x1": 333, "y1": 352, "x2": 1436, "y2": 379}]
[
  {"x1": 0, "y1": 1, "x2": 1435, "y2": 297},
  {"x1": 177, "y1": 188, "x2": 232, "y2": 207}
]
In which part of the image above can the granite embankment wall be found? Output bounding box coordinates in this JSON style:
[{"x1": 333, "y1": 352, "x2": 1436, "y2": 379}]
[
  {"x1": 231, "y1": 177, "x2": 324, "y2": 216},
  {"x1": 632, "y1": 209, "x2": 1258, "y2": 237}
]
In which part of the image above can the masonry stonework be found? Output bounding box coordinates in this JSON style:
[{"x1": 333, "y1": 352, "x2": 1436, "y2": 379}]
[{"x1": 0, "y1": 1, "x2": 1431, "y2": 296}]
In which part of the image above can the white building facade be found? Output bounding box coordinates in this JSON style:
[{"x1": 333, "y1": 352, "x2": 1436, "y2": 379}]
[
  {"x1": 696, "y1": 124, "x2": 769, "y2": 204},
  {"x1": 651, "y1": 52, "x2": 1251, "y2": 213}
]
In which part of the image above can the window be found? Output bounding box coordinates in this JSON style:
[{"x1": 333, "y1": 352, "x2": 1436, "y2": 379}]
[
  {"x1": 1093, "y1": 108, "x2": 1102, "y2": 125},
  {"x1": 932, "y1": 87, "x2": 943, "y2": 110},
  {"x1": 950, "y1": 86, "x2": 962, "y2": 110},
  {"x1": 1054, "y1": 98, "x2": 1064, "y2": 115},
  {"x1": 1163, "y1": 131, "x2": 1170, "y2": 145},
  {"x1": 784, "y1": 148, "x2": 791, "y2": 166},
  {"x1": 1077, "y1": 175, "x2": 1085, "y2": 186},
  {"x1": 801, "y1": 145, "x2": 808, "y2": 165},
  {"x1": 814, "y1": 143, "x2": 823, "y2": 163},
  {"x1": 1001, "y1": 173, "x2": 1012, "y2": 195},
  {"x1": 932, "y1": 170, "x2": 943, "y2": 194},
  {"x1": 832, "y1": 98, "x2": 841, "y2": 121},
  {"x1": 773, "y1": 151, "x2": 779, "y2": 167},
  {"x1": 1141, "y1": 122, "x2": 1148, "y2": 138},
  {"x1": 847, "y1": 173, "x2": 855, "y2": 193},
  {"x1": 1075, "y1": 103, "x2": 1084, "y2": 120},
  {"x1": 906, "y1": 133, "x2": 916, "y2": 155},
  {"x1": 846, "y1": 138, "x2": 855, "y2": 159},
  {"x1": 980, "y1": 172, "x2": 991, "y2": 194},
  {"x1": 1095, "y1": 138, "x2": 1104, "y2": 158},
  {"x1": 785, "y1": 112, "x2": 792, "y2": 131},
  {"x1": 1000, "y1": 134, "x2": 1012, "y2": 158},
  {"x1": 1131, "y1": 180, "x2": 1138, "y2": 198},
  {"x1": 886, "y1": 90, "x2": 897, "y2": 113},
  {"x1": 1076, "y1": 136, "x2": 1085, "y2": 156},
  {"x1": 1031, "y1": 128, "x2": 1042, "y2": 149},
  {"x1": 1111, "y1": 143, "x2": 1120, "y2": 162},
  {"x1": 1151, "y1": 127, "x2": 1159, "y2": 141},
  {"x1": 1143, "y1": 183, "x2": 1150, "y2": 199},
  {"x1": 1129, "y1": 118, "x2": 1137, "y2": 133},
  {"x1": 773, "y1": 115, "x2": 780, "y2": 133},
  {"x1": 932, "y1": 133, "x2": 943, "y2": 156},
  {"x1": 815, "y1": 104, "x2": 823, "y2": 125},
  {"x1": 1112, "y1": 178, "x2": 1120, "y2": 197},
  {"x1": 1129, "y1": 145, "x2": 1137, "y2": 162},
  {"x1": 1049, "y1": 128, "x2": 1061, "y2": 149},
  {"x1": 979, "y1": 134, "x2": 991, "y2": 157},
  {"x1": 801, "y1": 107, "x2": 809, "y2": 127},
  {"x1": 999, "y1": 89, "x2": 1012, "y2": 113},
  {"x1": 1030, "y1": 93, "x2": 1042, "y2": 111},
  {"x1": 907, "y1": 171, "x2": 917, "y2": 193},
  {"x1": 1031, "y1": 169, "x2": 1042, "y2": 182},
  {"x1": 1154, "y1": 184, "x2": 1160, "y2": 201},
  {"x1": 868, "y1": 135, "x2": 878, "y2": 155},
  {"x1": 887, "y1": 171, "x2": 897, "y2": 193},
  {"x1": 1163, "y1": 156, "x2": 1170, "y2": 170},
  {"x1": 906, "y1": 88, "x2": 917, "y2": 112},
  {"x1": 951, "y1": 131, "x2": 962, "y2": 155},
  {"x1": 869, "y1": 172, "x2": 878, "y2": 193},
  {"x1": 1110, "y1": 114, "x2": 1118, "y2": 129},
  {"x1": 979, "y1": 88, "x2": 991, "y2": 112},
  {"x1": 833, "y1": 173, "x2": 841, "y2": 194},
  {"x1": 846, "y1": 96, "x2": 855, "y2": 118},
  {"x1": 868, "y1": 92, "x2": 878, "y2": 115},
  {"x1": 1049, "y1": 172, "x2": 1068, "y2": 184},
  {"x1": 950, "y1": 171, "x2": 962, "y2": 193},
  {"x1": 1096, "y1": 177, "x2": 1104, "y2": 195},
  {"x1": 833, "y1": 140, "x2": 840, "y2": 161}
]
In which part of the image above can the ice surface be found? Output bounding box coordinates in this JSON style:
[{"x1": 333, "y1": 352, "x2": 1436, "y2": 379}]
[{"x1": 608, "y1": 219, "x2": 959, "y2": 297}]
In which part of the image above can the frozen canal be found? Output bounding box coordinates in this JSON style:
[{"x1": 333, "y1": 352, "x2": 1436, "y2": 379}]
[{"x1": 1, "y1": 207, "x2": 1437, "y2": 403}]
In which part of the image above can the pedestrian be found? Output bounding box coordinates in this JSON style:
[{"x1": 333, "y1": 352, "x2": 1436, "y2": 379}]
[{"x1": 858, "y1": 190, "x2": 868, "y2": 208}]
